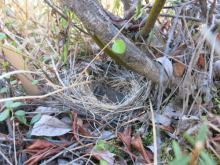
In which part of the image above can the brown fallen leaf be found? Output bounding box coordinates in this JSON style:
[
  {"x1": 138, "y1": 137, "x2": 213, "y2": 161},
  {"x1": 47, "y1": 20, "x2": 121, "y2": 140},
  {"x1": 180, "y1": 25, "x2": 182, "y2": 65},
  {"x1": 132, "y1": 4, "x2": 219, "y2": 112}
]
[
  {"x1": 173, "y1": 62, "x2": 185, "y2": 77},
  {"x1": 170, "y1": 44, "x2": 187, "y2": 58},
  {"x1": 131, "y1": 134, "x2": 151, "y2": 164},
  {"x1": 2, "y1": 44, "x2": 39, "y2": 95},
  {"x1": 71, "y1": 111, "x2": 84, "y2": 146},
  {"x1": 116, "y1": 132, "x2": 131, "y2": 152},
  {"x1": 199, "y1": 53, "x2": 205, "y2": 69},
  {"x1": 213, "y1": 134, "x2": 220, "y2": 142}
]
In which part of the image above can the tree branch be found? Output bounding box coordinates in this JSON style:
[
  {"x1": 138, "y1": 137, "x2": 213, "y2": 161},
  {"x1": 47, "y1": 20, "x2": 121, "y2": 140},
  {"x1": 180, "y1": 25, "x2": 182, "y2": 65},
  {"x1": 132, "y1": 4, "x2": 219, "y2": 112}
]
[
  {"x1": 58, "y1": 0, "x2": 169, "y2": 84},
  {"x1": 141, "y1": 0, "x2": 166, "y2": 38}
]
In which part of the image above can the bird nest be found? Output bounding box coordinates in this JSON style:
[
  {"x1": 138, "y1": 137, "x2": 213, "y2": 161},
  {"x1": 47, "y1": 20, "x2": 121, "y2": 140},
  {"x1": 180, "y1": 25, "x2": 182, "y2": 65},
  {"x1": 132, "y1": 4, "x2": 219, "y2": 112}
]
[{"x1": 59, "y1": 58, "x2": 151, "y2": 120}]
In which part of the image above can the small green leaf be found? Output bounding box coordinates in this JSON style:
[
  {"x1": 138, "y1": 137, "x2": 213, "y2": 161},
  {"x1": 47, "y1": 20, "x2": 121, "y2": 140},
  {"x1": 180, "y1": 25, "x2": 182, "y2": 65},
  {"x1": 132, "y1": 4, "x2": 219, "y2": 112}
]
[
  {"x1": 15, "y1": 110, "x2": 26, "y2": 123},
  {"x1": 18, "y1": 85, "x2": 24, "y2": 92},
  {"x1": 15, "y1": 110, "x2": 25, "y2": 116},
  {"x1": 184, "y1": 133, "x2": 196, "y2": 146},
  {"x1": 9, "y1": 102, "x2": 22, "y2": 108},
  {"x1": 30, "y1": 113, "x2": 42, "y2": 124},
  {"x1": 10, "y1": 116, "x2": 15, "y2": 120},
  {"x1": 200, "y1": 151, "x2": 215, "y2": 165},
  {"x1": 38, "y1": 55, "x2": 44, "y2": 62},
  {"x1": 2, "y1": 72, "x2": 10, "y2": 79},
  {"x1": 16, "y1": 46, "x2": 23, "y2": 51},
  {"x1": 218, "y1": 104, "x2": 220, "y2": 109},
  {"x1": 211, "y1": 87, "x2": 217, "y2": 92},
  {"x1": 3, "y1": 62, "x2": 9, "y2": 67},
  {"x1": 93, "y1": 140, "x2": 106, "y2": 150},
  {"x1": 100, "y1": 160, "x2": 109, "y2": 165},
  {"x1": 10, "y1": 42, "x2": 17, "y2": 45},
  {"x1": 112, "y1": 40, "x2": 126, "y2": 54},
  {"x1": 134, "y1": 3, "x2": 142, "y2": 20},
  {"x1": 168, "y1": 155, "x2": 191, "y2": 165},
  {"x1": 10, "y1": 80, "x2": 17, "y2": 85},
  {"x1": 0, "y1": 109, "x2": 10, "y2": 121},
  {"x1": 97, "y1": 140, "x2": 106, "y2": 145},
  {"x1": 214, "y1": 98, "x2": 220, "y2": 104},
  {"x1": 172, "y1": 140, "x2": 182, "y2": 159},
  {"x1": 81, "y1": 49, "x2": 86, "y2": 56},
  {"x1": 31, "y1": 80, "x2": 39, "y2": 85},
  {"x1": 16, "y1": 115, "x2": 27, "y2": 123},
  {"x1": 0, "y1": 87, "x2": 8, "y2": 94},
  {"x1": 0, "y1": 33, "x2": 7, "y2": 39},
  {"x1": 196, "y1": 123, "x2": 208, "y2": 142},
  {"x1": 5, "y1": 100, "x2": 13, "y2": 107},
  {"x1": 26, "y1": 130, "x2": 32, "y2": 139}
]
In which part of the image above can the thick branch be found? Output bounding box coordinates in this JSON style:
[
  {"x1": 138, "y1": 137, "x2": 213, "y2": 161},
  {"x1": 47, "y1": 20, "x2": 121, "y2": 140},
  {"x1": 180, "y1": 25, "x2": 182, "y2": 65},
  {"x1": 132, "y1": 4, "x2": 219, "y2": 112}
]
[
  {"x1": 58, "y1": 0, "x2": 168, "y2": 84},
  {"x1": 141, "y1": 0, "x2": 166, "y2": 38}
]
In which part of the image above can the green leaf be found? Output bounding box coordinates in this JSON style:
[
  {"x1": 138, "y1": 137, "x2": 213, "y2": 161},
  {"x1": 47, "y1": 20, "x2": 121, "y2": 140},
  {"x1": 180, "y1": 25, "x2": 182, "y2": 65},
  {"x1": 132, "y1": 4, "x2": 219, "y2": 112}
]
[
  {"x1": 112, "y1": 40, "x2": 126, "y2": 54},
  {"x1": 2, "y1": 72, "x2": 10, "y2": 79},
  {"x1": 16, "y1": 115, "x2": 27, "y2": 123},
  {"x1": 218, "y1": 104, "x2": 220, "y2": 109},
  {"x1": 9, "y1": 102, "x2": 22, "y2": 108},
  {"x1": 97, "y1": 140, "x2": 106, "y2": 145},
  {"x1": 0, "y1": 33, "x2": 7, "y2": 39},
  {"x1": 214, "y1": 98, "x2": 220, "y2": 104},
  {"x1": 31, "y1": 80, "x2": 39, "y2": 85},
  {"x1": 30, "y1": 113, "x2": 42, "y2": 124},
  {"x1": 26, "y1": 130, "x2": 32, "y2": 139},
  {"x1": 5, "y1": 100, "x2": 13, "y2": 107},
  {"x1": 93, "y1": 140, "x2": 106, "y2": 150},
  {"x1": 10, "y1": 80, "x2": 17, "y2": 85},
  {"x1": 10, "y1": 42, "x2": 17, "y2": 45},
  {"x1": 0, "y1": 87, "x2": 8, "y2": 94},
  {"x1": 38, "y1": 55, "x2": 44, "y2": 62},
  {"x1": 200, "y1": 151, "x2": 216, "y2": 165},
  {"x1": 15, "y1": 110, "x2": 26, "y2": 123},
  {"x1": 15, "y1": 110, "x2": 25, "y2": 116},
  {"x1": 196, "y1": 123, "x2": 208, "y2": 142},
  {"x1": 100, "y1": 160, "x2": 109, "y2": 165},
  {"x1": 134, "y1": 3, "x2": 142, "y2": 20},
  {"x1": 10, "y1": 116, "x2": 15, "y2": 121},
  {"x1": 0, "y1": 109, "x2": 10, "y2": 121},
  {"x1": 184, "y1": 133, "x2": 196, "y2": 146},
  {"x1": 168, "y1": 155, "x2": 191, "y2": 165},
  {"x1": 211, "y1": 87, "x2": 217, "y2": 92},
  {"x1": 16, "y1": 46, "x2": 23, "y2": 51},
  {"x1": 18, "y1": 85, "x2": 24, "y2": 92},
  {"x1": 172, "y1": 140, "x2": 182, "y2": 159},
  {"x1": 3, "y1": 62, "x2": 9, "y2": 67}
]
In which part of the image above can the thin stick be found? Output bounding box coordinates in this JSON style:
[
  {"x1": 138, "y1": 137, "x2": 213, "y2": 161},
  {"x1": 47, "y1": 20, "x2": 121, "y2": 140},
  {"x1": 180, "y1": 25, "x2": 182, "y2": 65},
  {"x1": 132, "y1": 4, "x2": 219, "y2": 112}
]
[
  {"x1": 149, "y1": 99, "x2": 157, "y2": 165},
  {"x1": 0, "y1": 81, "x2": 92, "y2": 102},
  {"x1": 13, "y1": 120, "x2": 17, "y2": 165},
  {"x1": 0, "y1": 150, "x2": 13, "y2": 165}
]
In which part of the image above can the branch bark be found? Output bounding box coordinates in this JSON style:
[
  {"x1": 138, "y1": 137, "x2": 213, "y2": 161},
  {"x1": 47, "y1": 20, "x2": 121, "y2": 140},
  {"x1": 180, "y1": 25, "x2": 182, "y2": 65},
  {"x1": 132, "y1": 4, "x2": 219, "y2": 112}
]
[
  {"x1": 58, "y1": 0, "x2": 169, "y2": 84},
  {"x1": 141, "y1": 0, "x2": 166, "y2": 38}
]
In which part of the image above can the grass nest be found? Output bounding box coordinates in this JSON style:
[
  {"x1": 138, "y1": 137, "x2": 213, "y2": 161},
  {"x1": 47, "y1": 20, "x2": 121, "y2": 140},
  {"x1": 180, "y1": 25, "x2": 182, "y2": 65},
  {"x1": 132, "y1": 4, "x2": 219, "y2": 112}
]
[{"x1": 58, "y1": 56, "x2": 151, "y2": 120}]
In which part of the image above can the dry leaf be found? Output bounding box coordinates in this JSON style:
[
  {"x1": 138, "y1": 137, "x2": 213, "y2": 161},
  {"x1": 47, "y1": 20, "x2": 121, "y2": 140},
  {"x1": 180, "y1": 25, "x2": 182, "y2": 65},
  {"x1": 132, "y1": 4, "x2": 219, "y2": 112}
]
[
  {"x1": 170, "y1": 44, "x2": 187, "y2": 57},
  {"x1": 116, "y1": 132, "x2": 131, "y2": 151},
  {"x1": 173, "y1": 62, "x2": 185, "y2": 77},
  {"x1": 2, "y1": 44, "x2": 39, "y2": 95},
  {"x1": 199, "y1": 53, "x2": 205, "y2": 69},
  {"x1": 131, "y1": 134, "x2": 151, "y2": 164},
  {"x1": 31, "y1": 115, "x2": 72, "y2": 136},
  {"x1": 156, "y1": 57, "x2": 173, "y2": 78}
]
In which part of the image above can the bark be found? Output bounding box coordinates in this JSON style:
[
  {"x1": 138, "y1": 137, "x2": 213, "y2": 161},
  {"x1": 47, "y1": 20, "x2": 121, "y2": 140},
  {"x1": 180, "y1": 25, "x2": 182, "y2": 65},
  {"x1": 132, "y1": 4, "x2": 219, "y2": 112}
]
[
  {"x1": 59, "y1": 0, "x2": 169, "y2": 84},
  {"x1": 141, "y1": 0, "x2": 166, "y2": 38}
]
